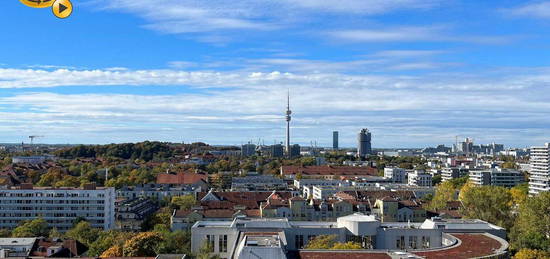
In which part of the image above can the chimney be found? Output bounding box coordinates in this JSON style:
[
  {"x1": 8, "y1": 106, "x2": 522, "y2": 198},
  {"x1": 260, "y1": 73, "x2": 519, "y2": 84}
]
[
  {"x1": 83, "y1": 183, "x2": 96, "y2": 190},
  {"x1": 20, "y1": 183, "x2": 33, "y2": 190}
]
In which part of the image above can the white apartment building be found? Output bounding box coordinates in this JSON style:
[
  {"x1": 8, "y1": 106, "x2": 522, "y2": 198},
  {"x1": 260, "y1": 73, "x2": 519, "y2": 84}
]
[
  {"x1": 530, "y1": 143, "x2": 550, "y2": 195},
  {"x1": 384, "y1": 167, "x2": 407, "y2": 183},
  {"x1": 408, "y1": 170, "x2": 432, "y2": 187},
  {"x1": 0, "y1": 184, "x2": 115, "y2": 231},
  {"x1": 469, "y1": 168, "x2": 524, "y2": 188}
]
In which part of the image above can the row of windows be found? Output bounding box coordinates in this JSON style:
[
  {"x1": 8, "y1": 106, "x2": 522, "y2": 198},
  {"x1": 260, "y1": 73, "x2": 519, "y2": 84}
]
[
  {"x1": 396, "y1": 236, "x2": 430, "y2": 250},
  {"x1": 206, "y1": 235, "x2": 228, "y2": 253},
  {"x1": 0, "y1": 213, "x2": 105, "y2": 217},
  {"x1": 0, "y1": 200, "x2": 105, "y2": 204},
  {"x1": 0, "y1": 206, "x2": 105, "y2": 211},
  {"x1": 0, "y1": 193, "x2": 106, "y2": 198}
]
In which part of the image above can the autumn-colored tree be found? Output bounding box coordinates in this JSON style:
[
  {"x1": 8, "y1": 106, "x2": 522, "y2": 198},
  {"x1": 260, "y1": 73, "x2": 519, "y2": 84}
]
[
  {"x1": 429, "y1": 181, "x2": 457, "y2": 210},
  {"x1": 331, "y1": 241, "x2": 362, "y2": 250},
  {"x1": 510, "y1": 183, "x2": 529, "y2": 206},
  {"x1": 12, "y1": 218, "x2": 49, "y2": 237},
  {"x1": 122, "y1": 232, "x2": 164, "y2": 257},
  {"x1": 514, "y1": 249, "x2": 550, "y2": 259},
  {"x1": 305, "y1": 235, "x2": 337, "y2": 249},
  {"x1": 88, "y1": 231, "x2": 132, "y2": 256},
  {"x1": 101, "y1": 245, "x2": 123, "y2": 257}
]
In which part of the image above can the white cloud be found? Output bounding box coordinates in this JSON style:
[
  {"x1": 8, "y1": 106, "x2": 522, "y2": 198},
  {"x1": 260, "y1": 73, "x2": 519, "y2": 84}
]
[{"x1": 505, "y1": 1, "x2": 550, "y2": 19}]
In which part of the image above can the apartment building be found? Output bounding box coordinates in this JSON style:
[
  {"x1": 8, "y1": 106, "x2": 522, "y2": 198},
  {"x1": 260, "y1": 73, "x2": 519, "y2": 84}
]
[
  {"x1": 530, "y1": 143, "x2": 550, "y2": 195},
  {"x1": 408, "y1": 170, "x2": 432, "y2": 187},
  {"x1": 0, "y1": 183, "x2": 115, "y2": 231},
  {"x1": 469, "y1": 168, "x2": 524, "y2": 188},
  {"x1": 384, "y1": 167, "x2": 407, "y2": 183}
]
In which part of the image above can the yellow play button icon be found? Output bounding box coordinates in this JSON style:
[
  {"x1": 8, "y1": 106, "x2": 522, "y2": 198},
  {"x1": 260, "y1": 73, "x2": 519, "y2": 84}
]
[{"x1": 52, "y1": 0, "x2": 72, "y2": 19}]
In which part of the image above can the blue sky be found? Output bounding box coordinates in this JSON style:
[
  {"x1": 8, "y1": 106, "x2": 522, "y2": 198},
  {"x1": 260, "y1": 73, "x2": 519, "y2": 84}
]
[{"x1": 1, "y1": 0, "x2": 550, "y2": 148}]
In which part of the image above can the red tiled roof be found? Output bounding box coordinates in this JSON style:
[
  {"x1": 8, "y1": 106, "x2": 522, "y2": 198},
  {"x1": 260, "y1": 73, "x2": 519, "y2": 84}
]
[
  {"x1": 299, "y1": 251, "x2": 391, "y2": 259},
  {"x1": 281, "y1": 166, "x2": 377, "y2": 176},
  {"x1": 413, "y1": 233, "x2": 507, "y2": 259},
  {"x1": 156, "y1": 172, "x2": 208, "y2": 185}
]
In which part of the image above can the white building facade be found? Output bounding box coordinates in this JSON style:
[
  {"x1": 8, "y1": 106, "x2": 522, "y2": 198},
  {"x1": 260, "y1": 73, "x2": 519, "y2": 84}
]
[
  {"x1": 408, "y1": 170, "x2": 432, "y2": 187},
  {"x1": 384, "y1": 167, "x2": 407, "y2": 183},
  {"x1": 530, "y1": 143, "x2": 550, "y2": 195},
  {"x1": 0, "y1": 184, "x2": 115, "y2": 231}
]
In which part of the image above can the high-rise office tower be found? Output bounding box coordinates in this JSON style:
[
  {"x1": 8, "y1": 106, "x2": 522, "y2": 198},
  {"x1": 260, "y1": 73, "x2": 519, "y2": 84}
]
[
  {"x1": 333, "y1": 131, "x2": 339, "y2": 150},
  {"x1": 357, "y1": 128, "x2": 372, "y2": 157},
  {"x1": 529, "y1": 143, "x2": 550, "y2": 195}
]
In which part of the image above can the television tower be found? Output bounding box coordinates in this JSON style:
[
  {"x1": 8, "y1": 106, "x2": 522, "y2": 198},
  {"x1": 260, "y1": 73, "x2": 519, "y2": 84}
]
[{"x1": 285, "y1": 90, "x2": 292, "y2": 158}]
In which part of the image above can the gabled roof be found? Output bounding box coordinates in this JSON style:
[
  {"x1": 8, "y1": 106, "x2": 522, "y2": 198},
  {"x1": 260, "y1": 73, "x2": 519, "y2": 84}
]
[{"x1": 156, "y1": 172, "x2": 208, "y2": 185}]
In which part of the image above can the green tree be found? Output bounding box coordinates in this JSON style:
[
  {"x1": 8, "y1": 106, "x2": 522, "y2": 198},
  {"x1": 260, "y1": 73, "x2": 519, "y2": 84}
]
[
  {"x1": 510, "y1": 192, "x2": 550, "y2": 251},
  {"x1": 0, "y1": 229, "x2": 11, "y2": 238},
  {"x1": 48, "y1": 227, "x2": 63, "y2": 239},
  {"x1": 171, "y1": 195, "x2": 197, "y2": 210},
  {"x1": 196, "y1": 241, "x2": 221, "y2": 259},
  {"x1": 460, "y1": 185, "x2": 513, "y2": 229},
  {"x1": 12, "y1": 218, "x2": 49, "y2": 237},
  {"x1": 65, "y1": 221, "x2": 101, "y2": 246},
  {"x1": 142, "y1": 207, "x2": 172, "y2": 231}
]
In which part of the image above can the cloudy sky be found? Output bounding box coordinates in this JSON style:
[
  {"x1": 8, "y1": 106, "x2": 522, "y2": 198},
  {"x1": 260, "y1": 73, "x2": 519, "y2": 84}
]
[{"x1": 1, "y1": 0, "x2": 550, "y2": 148}]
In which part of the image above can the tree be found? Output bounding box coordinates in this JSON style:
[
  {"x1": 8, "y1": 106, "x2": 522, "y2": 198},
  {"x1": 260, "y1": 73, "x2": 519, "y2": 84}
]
[
  {"x1": 48, "y1": 228, "x2": 63, "y2": 239},
  {"x1": 65, "y1": 221, "x2": 101, "y2": 246},
  {"x1": 514, "y1": 249, "x2": 550, "y2": 259},
  {"x1": 510, "y1": 183, "x2": 529, "y2": 206},
  {"x1": 122, "y1": 232, "x2": 164, "y2": 257},
  {"x1": 171, "y1": 195, "x2": 197, "y2": 210},
  {"x1": 101, "y1": 245, "x2": 123, "y2": 257},
  {"x1": 510, "y1": 192, "x2": 550, "y2": 251},
  {"x1": 305, "y1": 235, "x2": 337, "y2": 249},
  {"x1": 142, "y1": 207, "x2": 172, "y2": 231},
  {"x1": 88, "y1": 231, "x2": 132, "y2": 256},
  {"x1": 331, "y1": 241, "x2": 362, "y2": 250},
  {"x1": 12, "y1": 218, "x2": 49, "y2": 237},
  {"x1": 196, "y1": 241, "x2": 221, "y2": 259},
  {"x1": 0, "y1": 229, "x2": 11, "y2": 238},
  {"x1": 429, "y1": 181, "x2": 457, "y2": 210},
  {"x1": 460, "y1": 185, "x2": 513, "y2": 229},
  {"x1": 431, "y1": 175, "x2": 442, "y2": 186}
]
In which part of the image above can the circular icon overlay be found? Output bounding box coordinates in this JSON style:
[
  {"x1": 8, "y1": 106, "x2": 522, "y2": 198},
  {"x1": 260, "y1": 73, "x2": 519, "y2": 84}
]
[
  {"x1": 52, "y1": 0, "x2": 72, "y2": 19},
  {"x1": 20, "y1": 0, "x2": 54, "y2": 8}
]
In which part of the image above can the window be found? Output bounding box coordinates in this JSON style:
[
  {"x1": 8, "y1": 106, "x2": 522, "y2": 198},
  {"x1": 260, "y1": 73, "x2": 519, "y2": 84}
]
[
  {"x1": 219, "y1": 235, "x2": 228, "y2": 253},
  {"x1": 207, "y1": 235, "x2": 215, "y2": 252},
  {"x1": 396, "y1": 236, "x2": 405, "y2": 250},
  {"x1": 422, "y1": 236, "x2": 430, "y2": 248},
  {"x1": 295, "y1": 235, "x2": 304, "y2": 249},
  {"x1": 409, "y1": 236, "x2": 417, "y2": 249}
]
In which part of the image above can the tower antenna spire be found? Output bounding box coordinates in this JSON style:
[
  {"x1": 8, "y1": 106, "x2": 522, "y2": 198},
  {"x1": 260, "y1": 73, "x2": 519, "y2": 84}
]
[{"x1": 285, "y1": 89, "x2": 292, "y2": 158}]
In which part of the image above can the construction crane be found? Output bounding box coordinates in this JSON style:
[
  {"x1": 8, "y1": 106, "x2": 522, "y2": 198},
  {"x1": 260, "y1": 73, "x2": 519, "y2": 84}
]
[{"x1": 28, "y1": 135, "x2": 44, "y2": 146}]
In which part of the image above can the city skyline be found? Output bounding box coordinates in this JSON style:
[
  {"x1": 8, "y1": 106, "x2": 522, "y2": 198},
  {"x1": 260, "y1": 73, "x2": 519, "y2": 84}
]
[{"x1": 2, "y1": 1, "x2": 550, "y2": 147}]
